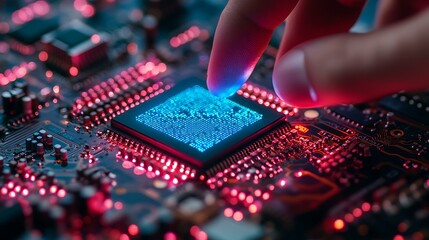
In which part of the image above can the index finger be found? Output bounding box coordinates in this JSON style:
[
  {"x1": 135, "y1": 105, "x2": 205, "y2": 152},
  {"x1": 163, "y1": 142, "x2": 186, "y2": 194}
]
[{"x1": 207, "y1": 0, "x2": 298, "y2": 97}]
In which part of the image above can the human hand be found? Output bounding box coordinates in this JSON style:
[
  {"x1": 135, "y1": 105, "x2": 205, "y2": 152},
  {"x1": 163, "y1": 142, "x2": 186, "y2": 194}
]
[{"x1": 207, "y1": 0, "x2": 429, "y2": 108}]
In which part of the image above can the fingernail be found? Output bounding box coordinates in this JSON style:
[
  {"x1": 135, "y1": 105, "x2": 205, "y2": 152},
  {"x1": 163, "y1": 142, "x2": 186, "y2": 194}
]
[
  {"x1": 208, "y1": 80, "x2": 243, "y2": 98},
  {"x1": 207, "y1": 69, "x2": 251, "y2": 98},
  {"x1": 273, "y1": 50, "x2": 318, "y2": 107}
]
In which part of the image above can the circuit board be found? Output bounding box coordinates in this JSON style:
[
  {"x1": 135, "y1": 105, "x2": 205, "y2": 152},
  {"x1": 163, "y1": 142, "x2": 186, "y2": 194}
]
[{"x1": 0, "y1": 1, "x2": 429, "y2": 239}]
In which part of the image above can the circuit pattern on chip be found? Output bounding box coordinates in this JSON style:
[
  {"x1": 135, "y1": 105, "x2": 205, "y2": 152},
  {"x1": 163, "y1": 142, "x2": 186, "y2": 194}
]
[
  {"x1": 136, "y1": 85, "x2": 263, "y2": 152},
  {"x1": 111, "y1": 78, "x2": 284, "y2": 168}
]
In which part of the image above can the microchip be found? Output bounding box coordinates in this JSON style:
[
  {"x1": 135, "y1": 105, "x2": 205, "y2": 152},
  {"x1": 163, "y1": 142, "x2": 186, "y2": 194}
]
[
  {"x1": 9, "y1": 17, "x2": 59, "y2": 45},
  {"x1": 111, "y1": 78, "x2": 284, "y2": 169},
  {"x1": 42, "y1": 20, "x2": 108, "y2": 74}
]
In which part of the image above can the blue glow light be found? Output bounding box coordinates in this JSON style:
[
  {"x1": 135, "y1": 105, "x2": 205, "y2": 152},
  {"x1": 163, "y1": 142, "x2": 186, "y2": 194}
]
[{"x1": 136, "y1": 85, "x2": 262, "y2": 152}]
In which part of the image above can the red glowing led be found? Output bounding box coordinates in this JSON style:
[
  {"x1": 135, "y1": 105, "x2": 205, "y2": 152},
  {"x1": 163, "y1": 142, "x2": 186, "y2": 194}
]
[
  {"x1": 190, "y1": 226, "x2": 200, "y2": 236},
  {"x1": 119, "y1": 234, "x2": 130, "y2": 240},
  {"x1": 224, "y1": 208, "x2": 233, "y2": 217},
  {"x1": 38, "y1": 51, "x2": 48, "y2": 62},
  {"x1": 195, "y1": 231, "x2": 208, "y2": 240},
  {"x1": 344, "y1": 213, "x2": 354, "y2": 223},
  {"x1": 362, "y1": 202, "x2": 371, "y2": 212},
  {"x1": 91, "y1": 34, "x2": 101, "y2": 44},
  {"x1": 262, "y1": 192, "x2": 270, "y2": 200},
  {"x1": 333, "y1": 219, "x2": 345, "y2": 231},
  {"x1": 50, "y1": 185, "x2": 58, "y2": 194},
  {"x1": 39, "y1": 188, "x2": 46, "y2": 196},
  {"x1": 393, "y1": 235, "x2": 405, "y2": 240},
  {"x1": 164, "y1": 232, "x2": 177, "y2": 240},
  {"x1": 233, "y1": 211, "x2": 244, "y2": 221},
  {"x1": 69, "y1": 66, "x2": 79, "y2": 76},
  {"x1": 9, "y1": 191, "x2": 16, "y2": 198},
  {"x1": 128, "y1": 224, "x2": 139, "y2": 236},
  {"x1": 22, "y1": 189, "x2": 29, "y2": 196},
  {"x1": 114, "y1": 201, "x2": 123, "y2": 210},
  {"x1": 352, "y1": 208, "x2": 362, "y2": 218},
  {"x1": 248, "y1": 204, "x2": 258, "y2": 214},
  {"x1": 57, "y1": 189, "x2": 66, "y2": 198}
]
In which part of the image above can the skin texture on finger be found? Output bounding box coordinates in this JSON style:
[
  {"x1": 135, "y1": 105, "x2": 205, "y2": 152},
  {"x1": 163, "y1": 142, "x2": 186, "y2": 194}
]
[
  {"x1": 277, "y1": 0, "x2": 366, "y2": 60},
  {"x1": 207, "y1": 0, "x2": 298, "y2": 97},
  {"x1": 273, "y1": 10, "x2": 429, "y2": 108}
]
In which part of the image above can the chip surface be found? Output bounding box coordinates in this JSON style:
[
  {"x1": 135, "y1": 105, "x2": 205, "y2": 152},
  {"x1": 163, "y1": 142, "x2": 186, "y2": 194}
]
[
  {"x1": 111, "y1": 78, "x2": 284, "y2": 168},
  {"x1": 9, "y1": 17, "x2": 59, "y2": 45}
]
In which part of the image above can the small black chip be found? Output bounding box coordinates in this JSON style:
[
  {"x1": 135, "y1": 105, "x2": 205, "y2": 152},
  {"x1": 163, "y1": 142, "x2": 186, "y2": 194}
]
[
  {"x1": 54, "y1": 29, "x2": 91, "y2": 48},
  {"x1": 9, "y1": 17, "x2": 59, "y2": 45},
  {"x1": 42, "y1": 20, "x2": 108, "y2": 75},
  {"x1": 111, "y1": 78, "x2": 285, "y2": 169}
]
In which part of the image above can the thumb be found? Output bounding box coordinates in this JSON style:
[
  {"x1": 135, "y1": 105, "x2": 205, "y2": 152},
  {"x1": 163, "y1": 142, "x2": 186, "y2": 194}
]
[{"x1": 273, "y1": 10, "x2": 429, "y2": 108}]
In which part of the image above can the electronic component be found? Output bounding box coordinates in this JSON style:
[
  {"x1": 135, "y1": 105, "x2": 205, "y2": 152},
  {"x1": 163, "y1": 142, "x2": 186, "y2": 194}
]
[
  {"x1": 380, "y1": 92, "x2": 429, "y2": 126},
  {"x1": 165, "y1": 183, "x2": 220, "y2": 225},
  {"x1": 1, "y1": 1, "x2": 429, "y2": 239},
  {"x1": 9, "y1": 17, "x2": 59, "y2": 45},
  {"x1": 42, "y1": 20, "x2": 108, "y2": 75},
  {"x1": 112, "y1": 78, "x2": 284, "y2": 168},
  {"x1": 327, "y1": 105, "x2": 379, "y2": 128}
]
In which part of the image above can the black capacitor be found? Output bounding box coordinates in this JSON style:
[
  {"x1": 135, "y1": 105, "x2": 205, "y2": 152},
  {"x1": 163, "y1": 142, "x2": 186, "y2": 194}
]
[
  {"x1": 10, "y1": 88, "x2": 24, "y2": 115},
  {"x1": 46, "y1": 170, "x2": 55, "y2": 181},
  {"x1": 79, "y1": 186, "x2": 96, "y2": 216},
  {"x1": 13, "y1": 78, "x2": 29, "y2": 95},
  {"x1": 22, "y1": 96, "x2": 32, "y2": 115},
  {"x1": 2, "y1": 91, "x2": 14, "y2": 116},
  {"x1": 31, "y1": 140, "x2": 38, "y2": 152},
  {"x1": 29, "y1": 94, "x2": 39, "y2": 112},
  {"x1": 36, "y1": 143, "x2": 44, "y2": 156},
  {"x1": 18, "y1": 158, "x2": 26, "y2": 169},
  {"x1": 60, "y1": 148, "x2": 68, "y2": 161},
  {"x1": 83, "y1": 116, "x2": 91, "y2": 127},
  {"x1": 36, "y1": 136, "x2": 43, "y2": 143},
  {"x1": 96, "y1": 107, "x2": 105, "y2": 119},
  {"x1": 39, "y1": 129, "x2": 47, "y2": 142},
  {"x1": 46, "y1": 134, "x2": 53, "y2": 149},
  {"x1": 25, "y1": 138, "x2": 32, "y2": 152},
  {"x1": 54, "y1": 144, "x2": 61, "y2": 153},
  {"x1": 33, "y1": 132, "x2": 40, "y2": 140},
  {"x1": 90, "y1": 111, "x2": 98, "y2": 122},
  {"x1": 9, "y1": 160, "x2": 17, "y2": 173},
  {"x1": 54, "y1": 144, "x2": 61, "y2": 159},
  {"x1": 0, "y1": 156, "x2": 3, "y2": 168}
]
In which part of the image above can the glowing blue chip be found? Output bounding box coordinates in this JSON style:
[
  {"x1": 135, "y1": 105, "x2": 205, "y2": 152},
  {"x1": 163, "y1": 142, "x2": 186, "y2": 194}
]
[
  {"x1": 135, "y1": 85, "x2": 262, "y2": 152},
  {"x1": 112, "y1": 79, "x2": 284, "y2": 168}
]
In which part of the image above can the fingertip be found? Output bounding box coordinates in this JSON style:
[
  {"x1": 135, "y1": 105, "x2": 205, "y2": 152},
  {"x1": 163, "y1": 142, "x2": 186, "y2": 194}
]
[
  {"x1": 207, "y1": 72, "x2": 248, "y2": 98},
  {"x1": 273, "y1": 50, "x2": 319, "y2": 108}
]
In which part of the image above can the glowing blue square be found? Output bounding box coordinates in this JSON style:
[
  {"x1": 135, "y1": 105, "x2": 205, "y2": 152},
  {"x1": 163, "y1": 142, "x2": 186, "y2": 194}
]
[{"x1": 135, "y1": 85, "x2": 263, "y2": 152}]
